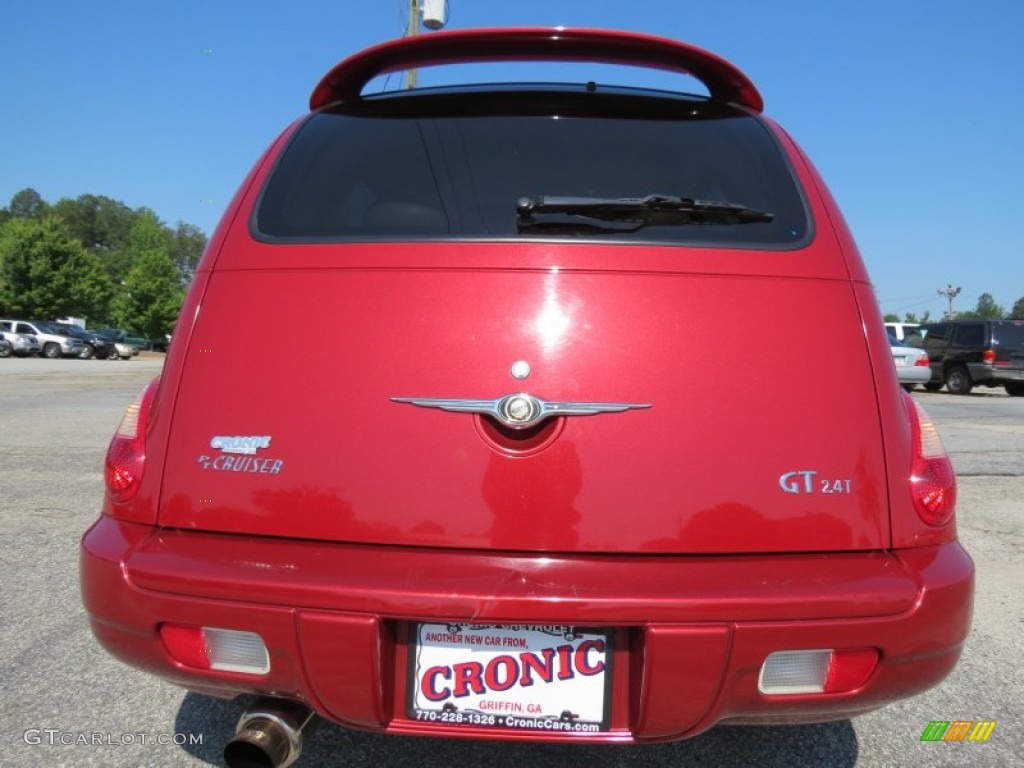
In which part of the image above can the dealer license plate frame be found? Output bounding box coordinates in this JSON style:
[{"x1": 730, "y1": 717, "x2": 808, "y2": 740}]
[{"x1": 407, "y1": 622, "x2": 613, "y2": 733}]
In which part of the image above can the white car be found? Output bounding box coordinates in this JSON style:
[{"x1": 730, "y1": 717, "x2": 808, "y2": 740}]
[{"x1": 888, "y1": 334, "x2": 931, "y2": 390}]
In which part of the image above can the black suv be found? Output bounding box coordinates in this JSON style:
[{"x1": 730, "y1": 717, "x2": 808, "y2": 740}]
[
  {"x1": 914, "y1": 320, "x2": 1024, "y2": 395},
  {"x1": 54, "y1": 324, "x2": 119, "y2": 360}
]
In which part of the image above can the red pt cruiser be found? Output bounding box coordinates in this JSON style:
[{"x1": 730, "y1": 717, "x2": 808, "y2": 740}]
[{"x1": 80, "y1": 27, "x2": 973, "y2": 768}]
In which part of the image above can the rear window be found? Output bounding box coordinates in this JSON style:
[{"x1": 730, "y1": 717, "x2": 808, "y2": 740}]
[
  {"x1": 993, "y1": 321, "x2": 1024, "y2": 347},
  {"x1": 255, "y1": 91, "x2": 809, "y2": 248}
]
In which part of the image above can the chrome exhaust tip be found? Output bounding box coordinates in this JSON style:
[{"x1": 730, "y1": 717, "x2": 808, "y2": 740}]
[{"x1": 223, "y1": 699, "x2": 317, "y2": 768}]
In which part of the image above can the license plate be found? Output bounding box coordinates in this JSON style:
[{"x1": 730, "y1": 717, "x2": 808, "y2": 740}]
[{"x1": 408, "y1": 623, "x2": 612, "y2": 733}]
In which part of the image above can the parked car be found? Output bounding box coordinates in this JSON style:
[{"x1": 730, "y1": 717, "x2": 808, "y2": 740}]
[
  {"x1": 0, "y1": 326, "x2": 40, "y2": 357},
  {"x1": 54, "y1": 324, "x2": 119, "y2": 360},
  {"x1": 887, "y1": 333, "x2": 931, "y2": 391},
  {"x1": 914, "y1": 319, "x2": 1024, "y2": 395},
  {"x1": 94, "y1": 331, "x2": 140, "y2": 360},
  {"x1": 93, "y1": 328, "x2": 150, "y2": 351},
  {"x1": 884, "y1": 321, "x2": 920, "y2": 342},
  {"x1": 152, "y1": 333, "x2": 171, "y2": 353},
  {"x1": 80, "y1": 28, "x2": 973, "y2": 766},
  {"x1": 0, "y1": 319, "x2": 85, "y2": 358}
]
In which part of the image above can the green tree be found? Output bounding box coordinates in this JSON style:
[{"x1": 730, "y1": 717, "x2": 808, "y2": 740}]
[
  {"x1": 7, "y1": 188, "x2": 49, "y2": 220},
  {"x1": 110, "y1": 213, "x2": 184, "y2": 338},
  {"x1": 958, "y1": 293, "x2": 1005, "y2": 320},
  {"x1": 884, "y1": 310, "x2": 932, "y2": 323},
  {"x1": 0, "y1": 217, "x2": 112, "y2": 319},
  {"x1": 1010, "y1": 296, "x2": 1024, "y2": 320},
  {"x1": 51, "y1": 194, "x2": 140, "y2": 283},
  {"x1": 168, "y1": 222, "x2": 207, "y2": 284}
]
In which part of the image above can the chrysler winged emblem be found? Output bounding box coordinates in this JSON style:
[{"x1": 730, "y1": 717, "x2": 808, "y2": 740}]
[{"x1": 390, "y1": 392, "x2": 651, "y2": 429}]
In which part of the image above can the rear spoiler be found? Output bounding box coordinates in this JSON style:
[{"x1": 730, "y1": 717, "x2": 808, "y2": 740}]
[{"x1": 310, "y1": 27, "x2": 763, "y2": 113}]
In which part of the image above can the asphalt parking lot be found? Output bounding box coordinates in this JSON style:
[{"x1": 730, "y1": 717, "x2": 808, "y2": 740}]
[{"x1": 1, "y1": 359, "x2": 1020, "y2": 767}]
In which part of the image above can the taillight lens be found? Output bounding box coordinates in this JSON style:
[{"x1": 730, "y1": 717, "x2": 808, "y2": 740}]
[
  {"x1": 159, "y1": 624, "x2": 270, "y2": 674},
  {"x1": 914, "y1": 354, "x2": 930, "y2": 367},
  {"x1": 982, "y1": 349, "x2": 995, "y2": 365},
  {"x1": 759, "y1": 648, "x2": 878, "y2": 695},
  {"x1": 904, "y1": 393, "x2": 957, "y2": 526},
  {"x1": 824, "y1": 649, "x2": 880, "y2": 692},
  {"x1": 105, "y1": 377, "x2": 160, "y2": 504}
]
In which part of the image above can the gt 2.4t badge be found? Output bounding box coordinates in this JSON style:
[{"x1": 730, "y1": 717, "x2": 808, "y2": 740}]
[{"x1": 779, "y1": 470, "x2": 852, "y2": 495}]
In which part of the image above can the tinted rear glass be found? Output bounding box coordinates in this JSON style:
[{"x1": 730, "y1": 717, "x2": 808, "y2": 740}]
[
  {"x1": 255, "y1": 92, "x2": 808, "y2": 248},
  {"x1": 954, "y1": 324, "x2": 985, "y2": 346},
  {"x1": 993, "y1": 321, "x2": 1024, "y2": 347}
]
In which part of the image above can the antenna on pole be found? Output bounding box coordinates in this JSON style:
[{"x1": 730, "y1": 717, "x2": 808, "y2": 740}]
[
  {"x1": 406, "y1": 0, "x2": 449, "y2": 89},
  {"x1": 937, "y1": 284, "x2": 961, "y2": 319}
]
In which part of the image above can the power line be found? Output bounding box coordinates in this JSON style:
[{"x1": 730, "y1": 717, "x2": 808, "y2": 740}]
[{"x1": 884, "y1": 296, "x2": 937, "y2": 313}]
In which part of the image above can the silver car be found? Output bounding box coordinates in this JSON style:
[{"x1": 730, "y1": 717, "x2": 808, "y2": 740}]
[
  {"x1": 0, "y1": 320, "x2": 85, "y2": 359},
  {"x1": 0, "y1": 327, "x2": 40, "y2": 357},
  {"x1": 888, "y1": 333, "x2": 931, "y2": 390}
]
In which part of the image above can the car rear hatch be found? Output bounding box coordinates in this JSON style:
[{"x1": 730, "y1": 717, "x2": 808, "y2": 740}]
[
  {"x1": 993, "y1": 320, "x2": 1024, "y2": 369},
  {"x1": 157, "y1": 250, "x2": 888, "y2": 555},
  {"x1": 156, "y1": 72, "x2": 889, "y2": 555}
]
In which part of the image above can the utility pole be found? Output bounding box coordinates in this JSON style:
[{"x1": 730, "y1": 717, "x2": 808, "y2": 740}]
[
  {"x1": 937, "y1": 284, "x2": 961, "y2": 319},
  {"x1": 405, "y1": 0, "x2": 448, "y2": 89},
  {"x1": 406, "y1": 0, "x2": 421, "y2": 89}
]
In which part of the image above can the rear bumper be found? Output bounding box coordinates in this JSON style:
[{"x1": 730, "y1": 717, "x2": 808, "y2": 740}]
[
  {"x1": 81, "y1": 517, "x2": 974, "y2": 742},
  {"x1": 967, "y1": 363, "x2": 1024, "y2": 384},
  {"x1": 895, "y1": 366, "x2": 932, "y2": 385}
]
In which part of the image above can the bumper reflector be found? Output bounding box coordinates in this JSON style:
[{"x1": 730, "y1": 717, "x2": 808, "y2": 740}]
[
  {"x1": 759, "y1": 648, "x2": 878, "y2": 695},
  {"x1": 160, "y1": 624, "x2": 270, "y2": 675}
]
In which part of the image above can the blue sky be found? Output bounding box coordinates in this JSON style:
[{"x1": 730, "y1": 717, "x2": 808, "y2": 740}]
[{"x1": 2, "y1": 0, "x2": 1022, "y2": 319}]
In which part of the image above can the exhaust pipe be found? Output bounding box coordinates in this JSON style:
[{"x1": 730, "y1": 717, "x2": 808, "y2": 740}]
[{"x1": 224, "y1": 698, "x2": 317, "y2": 768}]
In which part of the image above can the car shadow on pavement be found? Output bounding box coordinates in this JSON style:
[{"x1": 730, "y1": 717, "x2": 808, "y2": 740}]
[{"x1": 175, "y1": 692, "x2": 858, "y2": 767}]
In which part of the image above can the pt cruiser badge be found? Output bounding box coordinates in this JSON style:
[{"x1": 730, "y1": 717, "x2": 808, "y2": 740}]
[
  {"x1": 391, "y1": 393, "x2": 651, "y2": 429},
  {"x1": 199, "y1": 434, "x2": 284, "y2": 475}
]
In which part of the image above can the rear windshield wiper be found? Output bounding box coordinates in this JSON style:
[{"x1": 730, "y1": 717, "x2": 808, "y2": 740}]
[{"x1": 516, "y1": 194, "x2": 774, "y2": 232}]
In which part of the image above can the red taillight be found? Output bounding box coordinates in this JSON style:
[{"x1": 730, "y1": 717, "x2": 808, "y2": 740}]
[
  {"x1": 982, "y1": 349, "x2": 995, "y2": 364},
  {"x1": 904, "y1": 393, "x2": 957, "y2": 526},
  {"x1": 159, "y1": 623, "x2": 212, "y2": 669},
  {"x1": 914, "y1": 354, "x2": 930, "y2": 367},
  {"x1": 824, "y1": 648, "x2": 879, "y2": 693},
  {"x1": 104, "y1": 377, "x2": 159, "y2": 504}
]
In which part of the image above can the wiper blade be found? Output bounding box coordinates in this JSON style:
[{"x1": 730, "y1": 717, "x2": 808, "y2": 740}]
[{"x1": 516, "y1": 194, "x2": 774, "y2": 226}]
